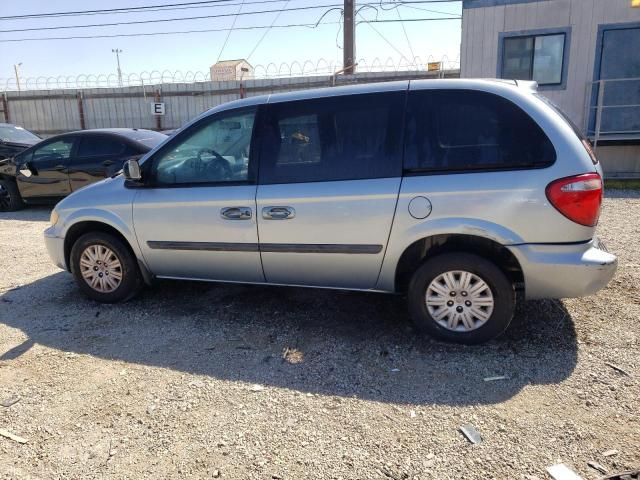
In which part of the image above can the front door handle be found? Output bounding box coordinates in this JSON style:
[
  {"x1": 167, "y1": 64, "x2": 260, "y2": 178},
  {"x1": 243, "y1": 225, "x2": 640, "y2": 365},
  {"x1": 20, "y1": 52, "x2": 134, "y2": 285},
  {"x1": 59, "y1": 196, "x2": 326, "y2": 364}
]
[
  {"x1": 262, "y1": 206, "x2": 295, "y2": 220},
  {"x1": 53, "y1": 165, "x2": 66, "y2": 172},
  {"x1": 221, "y1": 206, "x2": 252, "y2": 220},
  {"x1": 102, "y1": 160, "x2": 115, "y2": 166}
]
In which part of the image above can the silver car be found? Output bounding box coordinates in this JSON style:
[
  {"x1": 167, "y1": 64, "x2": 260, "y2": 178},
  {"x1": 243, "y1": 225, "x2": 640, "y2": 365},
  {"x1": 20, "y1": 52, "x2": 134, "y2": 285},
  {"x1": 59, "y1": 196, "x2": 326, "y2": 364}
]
[{"x1": 44, "y1": 79, "x2": 617, "y2": 344}]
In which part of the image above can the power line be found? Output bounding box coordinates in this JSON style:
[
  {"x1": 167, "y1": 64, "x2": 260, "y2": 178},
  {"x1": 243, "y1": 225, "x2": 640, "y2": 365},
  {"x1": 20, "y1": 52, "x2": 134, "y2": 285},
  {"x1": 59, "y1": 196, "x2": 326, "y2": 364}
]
[
  {"x1": 0, "y1": 0, "x2": 301, "y2": 20},
  {"x1": 0, "y1": 17, "x2": 460, "y2": 43},
  {"x1": 396, "y1": 2, "x2": 460, "y2": 16},
  {"x1": 0, "y1": 1, "x2": 459, "y2": 33},
  {"x1": 395, "y1": 5, "x2": 416, "y2": 61},
  {"x1": 0, "y1": 3, "x2": 363, "y2": 33},
  {"x1": 0, "y1": 21, "x2": 338, "y2": 44},
  {"x1": 0, "y1": 0, "x2": 295, "y2": 20},
  {"x1": 0, "y1": 0, "x2": 460, "y2": 20},
  {"x1": 356, "y1": 10, "x2": 409, "y2": 62},
  {"x1": 361, "y1": 16, "x2": 459, "y2": 22},
  {"x1": 216, "y1": 0, "x2": 245, "y2": 62},
  {"x1": 246, "y1": 0, "x2": 291, "y2": 60},
  {"x1": 0, "y1": 0, "x2": 263, "y2": 20}
]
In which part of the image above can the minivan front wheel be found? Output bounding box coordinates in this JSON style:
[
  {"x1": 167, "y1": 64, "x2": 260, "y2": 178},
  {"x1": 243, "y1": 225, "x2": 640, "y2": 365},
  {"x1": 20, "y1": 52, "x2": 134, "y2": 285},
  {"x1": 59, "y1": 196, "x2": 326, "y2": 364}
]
[
  {"x1": 70, "y1": 232, "x2": 142, "y2": 303},
  {"x1": 408, "y1": 253, "x2": 515, "y2": 344}
]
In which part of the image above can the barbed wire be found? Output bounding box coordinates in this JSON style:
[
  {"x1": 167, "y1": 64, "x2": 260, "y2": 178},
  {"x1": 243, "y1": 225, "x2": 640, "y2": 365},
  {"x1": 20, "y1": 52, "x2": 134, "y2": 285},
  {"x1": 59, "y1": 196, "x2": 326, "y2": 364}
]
[{"x1": 1, "y1": 55, "x2": 460, "y2": 91}]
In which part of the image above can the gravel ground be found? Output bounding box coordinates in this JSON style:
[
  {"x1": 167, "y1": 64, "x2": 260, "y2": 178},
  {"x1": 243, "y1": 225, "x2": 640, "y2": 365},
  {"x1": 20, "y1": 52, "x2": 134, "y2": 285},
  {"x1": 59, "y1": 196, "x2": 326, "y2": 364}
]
[{"x1": 0, "y1": 192, "x2": 639, "y2": 480}]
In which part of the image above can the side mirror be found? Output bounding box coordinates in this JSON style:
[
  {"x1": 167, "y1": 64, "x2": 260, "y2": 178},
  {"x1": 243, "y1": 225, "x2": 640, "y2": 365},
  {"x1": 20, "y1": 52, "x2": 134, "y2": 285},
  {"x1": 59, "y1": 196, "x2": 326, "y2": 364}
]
[
  {"x1": 19, "y1": 162, "x2": 33, "y2": 178},
  {"x1": 123, "y1": 159, "x2": 142, "y2": 181}
]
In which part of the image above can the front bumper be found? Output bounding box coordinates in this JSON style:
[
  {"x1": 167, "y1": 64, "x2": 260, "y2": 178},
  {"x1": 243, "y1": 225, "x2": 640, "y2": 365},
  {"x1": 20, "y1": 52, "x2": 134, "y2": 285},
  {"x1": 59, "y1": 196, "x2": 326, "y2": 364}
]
[
  {"x1": 44, "y1": 226, "x2": 67, "y2": 271},
  {"x1": 508, "y1": 238, "x2": 617, "y2": 299}
]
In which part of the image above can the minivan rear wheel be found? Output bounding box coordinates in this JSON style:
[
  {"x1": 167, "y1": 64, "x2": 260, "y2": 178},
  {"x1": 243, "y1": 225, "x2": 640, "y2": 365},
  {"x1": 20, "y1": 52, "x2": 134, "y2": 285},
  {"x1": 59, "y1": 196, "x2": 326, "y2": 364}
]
[
  {"x1": 70, "y1": 232, "x2": 142, "y2": 303},
  {"x1": 407, "y1": 253, "x2": 515, "y2": 344}
]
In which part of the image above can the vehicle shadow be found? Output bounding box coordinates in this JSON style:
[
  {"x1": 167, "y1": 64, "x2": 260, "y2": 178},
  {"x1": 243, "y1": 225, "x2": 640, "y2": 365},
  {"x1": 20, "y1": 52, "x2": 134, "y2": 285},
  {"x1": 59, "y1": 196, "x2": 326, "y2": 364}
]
[
  {"x1": 0, "y1": 272, "x2": 578, "y2": 405},
  {"x1": 0, "y1": 206, "x2": 51, "y2": 222}
]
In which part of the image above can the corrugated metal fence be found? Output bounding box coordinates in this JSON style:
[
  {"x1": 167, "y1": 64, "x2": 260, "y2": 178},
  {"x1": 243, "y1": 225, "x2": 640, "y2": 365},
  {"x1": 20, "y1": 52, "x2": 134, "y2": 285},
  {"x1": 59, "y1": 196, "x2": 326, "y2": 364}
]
[{"x1": 1, "y1": 70, "x2": 459, "y2": 137}]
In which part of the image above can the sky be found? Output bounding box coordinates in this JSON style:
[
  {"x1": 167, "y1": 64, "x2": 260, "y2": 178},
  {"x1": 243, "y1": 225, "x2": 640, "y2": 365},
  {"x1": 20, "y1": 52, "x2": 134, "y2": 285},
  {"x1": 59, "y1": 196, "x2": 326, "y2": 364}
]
[{"x1": 0, "y1": 0, "x2": 462, "y2": 86}]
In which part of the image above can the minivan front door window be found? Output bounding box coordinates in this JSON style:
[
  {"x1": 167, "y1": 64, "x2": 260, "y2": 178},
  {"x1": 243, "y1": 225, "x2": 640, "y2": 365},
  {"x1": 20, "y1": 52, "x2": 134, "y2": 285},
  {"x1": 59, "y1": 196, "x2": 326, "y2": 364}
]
[{"x1": 153, "y1": 109, "x2": 255, "y2": 185}]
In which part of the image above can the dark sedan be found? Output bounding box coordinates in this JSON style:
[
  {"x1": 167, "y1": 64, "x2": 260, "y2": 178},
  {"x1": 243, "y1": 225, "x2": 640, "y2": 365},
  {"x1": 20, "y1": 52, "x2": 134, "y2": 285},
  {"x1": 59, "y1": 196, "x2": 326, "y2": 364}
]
[
  {"x1": 0, "y1": 128, "x2": 167, "y2": 211},
  {"x1": 0, "y1": 123, "x2": 41, "y2": 160}
]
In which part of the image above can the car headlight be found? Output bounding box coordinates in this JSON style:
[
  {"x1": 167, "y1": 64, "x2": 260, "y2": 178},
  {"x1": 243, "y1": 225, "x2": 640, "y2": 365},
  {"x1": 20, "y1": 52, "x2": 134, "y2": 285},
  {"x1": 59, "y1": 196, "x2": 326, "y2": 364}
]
[{"x1": 50, "y1": 209, "x2": 59, "y2": 226}]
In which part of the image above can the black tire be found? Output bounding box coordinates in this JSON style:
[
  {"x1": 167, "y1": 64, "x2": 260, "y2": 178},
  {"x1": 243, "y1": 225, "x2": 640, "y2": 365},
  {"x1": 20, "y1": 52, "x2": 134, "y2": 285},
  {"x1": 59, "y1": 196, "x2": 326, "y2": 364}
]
[
  {"x1": 70, "y1": 232, "x2": 143, "y2": 303},
  {"x1": 0, "y1": 178, "x2": 25, "y2": 212},
  {"x1": 407, "y1": 253, "x2": 515, "y2": 344}
]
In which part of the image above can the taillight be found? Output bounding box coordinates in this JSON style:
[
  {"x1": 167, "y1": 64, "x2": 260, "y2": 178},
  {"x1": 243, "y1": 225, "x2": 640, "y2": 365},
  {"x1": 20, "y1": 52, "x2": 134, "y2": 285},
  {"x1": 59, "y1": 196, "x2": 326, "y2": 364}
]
[{"x1": 546, "y1": 173, "x2": 603, "y2": 227}]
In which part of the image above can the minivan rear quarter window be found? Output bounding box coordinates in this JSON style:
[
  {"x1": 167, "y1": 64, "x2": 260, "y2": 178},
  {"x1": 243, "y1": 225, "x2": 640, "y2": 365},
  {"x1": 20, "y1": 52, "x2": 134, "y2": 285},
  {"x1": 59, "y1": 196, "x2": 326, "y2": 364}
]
[
  {"x1": 259, "y1": 91, "x2": 404, "y2": 184},
  {"x1": 404, "y1": 90, "x2": 556, "y2": 173}
]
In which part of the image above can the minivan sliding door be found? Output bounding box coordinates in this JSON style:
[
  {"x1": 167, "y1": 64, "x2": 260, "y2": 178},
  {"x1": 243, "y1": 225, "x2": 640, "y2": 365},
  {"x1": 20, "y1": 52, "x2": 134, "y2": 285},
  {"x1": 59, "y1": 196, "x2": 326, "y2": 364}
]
[{"x1": 255, "y1": 89, "x2": 406, "y2": 289}]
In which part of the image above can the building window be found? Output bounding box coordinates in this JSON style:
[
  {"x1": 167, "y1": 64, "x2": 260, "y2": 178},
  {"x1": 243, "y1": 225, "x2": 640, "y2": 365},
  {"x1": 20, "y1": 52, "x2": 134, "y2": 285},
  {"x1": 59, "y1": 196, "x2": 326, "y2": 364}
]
[
  {"x1": 502, "y1": 33, "x2": 566, "y2": 86},
  {"x1": 589, "y1": 24, "x2": 640, "y2": 139}
]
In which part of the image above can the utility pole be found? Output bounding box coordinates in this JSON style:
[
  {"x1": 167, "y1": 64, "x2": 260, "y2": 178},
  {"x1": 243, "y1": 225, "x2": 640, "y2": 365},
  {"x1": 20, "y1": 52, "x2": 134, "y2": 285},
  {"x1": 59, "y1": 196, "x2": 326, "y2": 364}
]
[
  {"x1": 343, "y1": 0, "x2": 356, "y2": 74},
  {"x1": 111, "y1": 48, "x2": 123, "y2": 87},
  {"x1": 13, "y1": 63, "x2": 22, "y2": 91}
]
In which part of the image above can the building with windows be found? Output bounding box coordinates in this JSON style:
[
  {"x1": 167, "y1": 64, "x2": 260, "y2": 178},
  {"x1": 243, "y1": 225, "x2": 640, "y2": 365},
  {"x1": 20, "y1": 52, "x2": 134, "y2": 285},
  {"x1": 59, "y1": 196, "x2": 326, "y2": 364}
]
[{"x1": 461, "y1": 0, "x2": 640, "y2": 177}]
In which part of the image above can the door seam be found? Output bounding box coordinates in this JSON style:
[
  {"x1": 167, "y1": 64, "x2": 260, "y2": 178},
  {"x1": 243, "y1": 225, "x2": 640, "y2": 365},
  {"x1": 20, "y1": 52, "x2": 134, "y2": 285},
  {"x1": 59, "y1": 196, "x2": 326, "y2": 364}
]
[
  {"x1": 373, "y1": 176, "x2": 403, "y2": 289},
  {"x1": 254, "y1": 184, "x2": 267, "y2": 282},
  {"x1": 130, "y1": 189, "x2": 152, "y2": 270},
  {"x1": 372, "y1": 84, "x2": 409, "y2": 290}
]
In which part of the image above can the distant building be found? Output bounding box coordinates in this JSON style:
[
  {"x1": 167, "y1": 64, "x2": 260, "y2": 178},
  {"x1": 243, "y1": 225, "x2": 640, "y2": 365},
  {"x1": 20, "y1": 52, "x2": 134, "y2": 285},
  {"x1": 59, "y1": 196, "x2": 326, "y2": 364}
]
[
  {"x1": 461, "y1": 0, "x2": 640, "y2": 178},
  {"x1": 210, "y1": 59, "x2": 254, "y2": 82}
]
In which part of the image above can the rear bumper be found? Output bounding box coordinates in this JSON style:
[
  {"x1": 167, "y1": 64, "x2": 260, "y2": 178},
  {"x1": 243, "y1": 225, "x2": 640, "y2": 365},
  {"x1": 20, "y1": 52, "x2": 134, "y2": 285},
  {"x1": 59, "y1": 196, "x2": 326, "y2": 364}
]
[
  {"x1": 508, "y1": 238, "x2": 617, "y2": 299},
  {"x1": 44, "y1": 226, "x2": 67, "y2": 271}
]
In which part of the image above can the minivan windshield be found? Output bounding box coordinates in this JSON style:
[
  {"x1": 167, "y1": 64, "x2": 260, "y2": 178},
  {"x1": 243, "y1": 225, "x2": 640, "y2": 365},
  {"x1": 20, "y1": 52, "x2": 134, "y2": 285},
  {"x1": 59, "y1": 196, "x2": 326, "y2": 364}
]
[{"x1": 0, "y1": 125, "x2": 40, "y2": 144}]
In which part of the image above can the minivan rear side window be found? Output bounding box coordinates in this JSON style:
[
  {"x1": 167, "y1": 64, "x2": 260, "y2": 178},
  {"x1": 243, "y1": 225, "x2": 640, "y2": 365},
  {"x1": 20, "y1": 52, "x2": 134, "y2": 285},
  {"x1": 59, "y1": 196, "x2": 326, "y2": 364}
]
[
  {"x1": 404, "y1": 89, "x2": 556, "y2": 173},
  {"x1": 258, "y1": 92, "x2": 404, "y2": 184}
]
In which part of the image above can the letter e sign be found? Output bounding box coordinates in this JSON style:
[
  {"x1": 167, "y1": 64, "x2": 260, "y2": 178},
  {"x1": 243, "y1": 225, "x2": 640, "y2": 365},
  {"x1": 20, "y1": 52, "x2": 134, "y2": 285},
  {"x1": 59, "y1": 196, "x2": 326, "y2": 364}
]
[{"x1": 151, "y1": 102, "x2": 166, "y2": 116}]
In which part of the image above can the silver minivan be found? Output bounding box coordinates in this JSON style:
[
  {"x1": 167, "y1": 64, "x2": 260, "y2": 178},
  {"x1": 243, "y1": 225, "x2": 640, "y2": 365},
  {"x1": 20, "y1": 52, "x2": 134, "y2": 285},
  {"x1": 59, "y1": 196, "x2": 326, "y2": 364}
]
[{"x1": 43, "y1": 79, "x2": 617, "y2": 344}]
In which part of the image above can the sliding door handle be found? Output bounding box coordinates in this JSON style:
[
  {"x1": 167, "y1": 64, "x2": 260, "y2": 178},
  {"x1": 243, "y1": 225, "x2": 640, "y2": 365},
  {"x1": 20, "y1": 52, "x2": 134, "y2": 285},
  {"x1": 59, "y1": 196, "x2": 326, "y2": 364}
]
[
  {"x1": 221, "y1": 206, "x2": 252, "y2": 220},
  {"x1": 262, "y1": 206, "x2": 295, "y2": 220}
]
